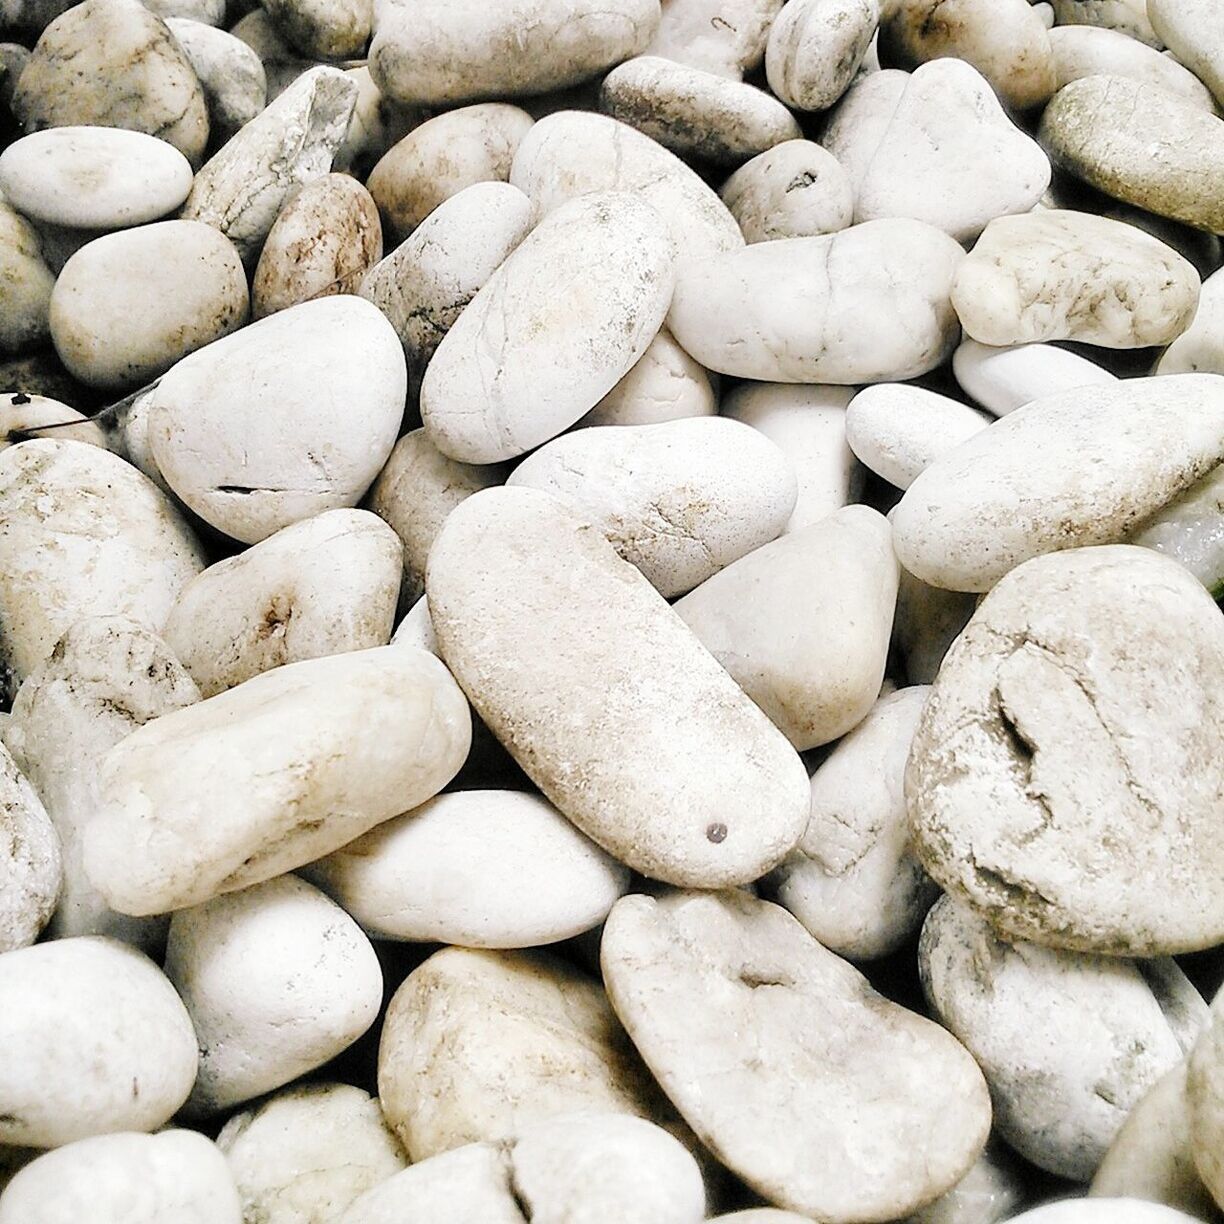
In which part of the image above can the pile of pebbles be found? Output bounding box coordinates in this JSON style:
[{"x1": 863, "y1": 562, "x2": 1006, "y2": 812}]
[{"x1": 2, "y1": 0, "x2": 1224, "y2": 1220}]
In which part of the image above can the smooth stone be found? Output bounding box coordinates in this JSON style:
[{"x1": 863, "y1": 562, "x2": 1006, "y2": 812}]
[
  {"x1": 263, "y1": 0, "x2": 369, "y2": 58},
  {"x1": 953, "y1": 338, "x2": 1117, "y2": 415},
  {"x1": 421, "y1": 192, "x2": 676, "y2": 464},
  {"x1": 0, "y1": 741, "x2": 59, "y2": 953},
  {"x1": 366, "y1": 103, "x2": 534, "y2": 243},
  {"x1": 1092, "y1": 1062, "x2": 1217, "y2": 1219},
  {"x1": 709, "y1": 1215, "x2": 811, "y2": 1223},
  {"x1": 4, "y1": 617, "x2": 199, "y2": 950},
  {"x1": 820, "y1": 68, "x2": 908, "y2": 197},
  {"x1": 370, "y1": 0, "x2": 659, "y2": 106},
  {"x1": 333, "y1": 65, "x2": 423, "y2": 178},
  {"x1": 846, "y1": 383, "x2": 989, "y2": 489},
  {"x1": 390, "y1": 597, "x2": 437, "y2": 654},
  {"x1": 1148, "y1": 0, "x2": 1224, "y2": 110},
  {"x1": 1049, "y1": 25, "x2": 1216, "y2": 112},
  {"x1": 510, "y1": 109, "x2": 744, "y2": 259},
  {"x1": 765, "y1": 0, "x2": 879, "y2": 111},
  {"x1": 0, "y1": 1131, "x2": 241, "y2": 1224},
  {"x1": 602, "y1": 890, "x2": 991, "y2": 1221},
  {"x1": 908, "y1": 546, "x2": 1224, "y2": 955},
  {"x1": 49, "y1": 220, "x2": 248, "y2": 390},
  {"x1": 428, "y1": 488, "x2": 810, "y2": 888},
  {"x1": 850, "y1": 58, "x2": 1051, "y2": 241},
  {"x1": 83, "y1": 646, "x2": 471, "y2": 915},
  {"x1": 366, "y1": 429, "x2": 508, "y2": 607},
  {"x1": 1050, "y1": 0, "x2": 1159, "y2": 44},
  {"x1": 1132, "y1": 463, "x2": 1224, "y2": 597},
  {"x1": 181, "y1": 65, "x2": 357, "y2": 264},
  {"x1": 721, "y1": 382, "x2": 860, "y2": 530},
  {"x1": 1009, "y1": 1201, "x2": 1203, "y2": 1223},
  {"x1": 893, "y1": 568, "x2": 977, "y2": 687},
  {"x1": 13, "y1": 0, "x2": 208, "y2": 166},
  {"x1": 229, "y1": 8, "x2": 314, "y2": 99},
  {"x1": 252, "y1": 174, "x2": 381, "y2": 319},
  {"x1": 359, "y1": 181, "x2": 534, "y2": 397},
  {"x1": 217, "y1": 1084, "x2": 407, "y2": 1224},
  {"x1": 674, "y1": 505, "x2": 897, "y2": 749},
  {"x1": 164, "y1": 510, "x2": 399, "y2": 698},
  {"x1": 904, "y1": 1146, "x2": 1025, "y2": 1224},
  {"x1": 0, "y1": 127, "x2": 192, "y2": 229},
  {"x1": 1158, "y1": 266, "x2": 1224, "y2": 376},
  {"x1": 167, "y1": 874, "x2": 382, "y2": 1115},
  {"x1": 765, "y1": 686, "x2": 938, "y2": 960},
  {"x1": 508, "y1": 417, "x2": 796, "y2": 597},
  {"x1": 377, "y1": 945, "x2": 674, "y2": 1160},
  {"x1": 643, "y1": 0, "x2": 781, "y2": 77},
  {"x1": 1039, "y1": 76, "x2": 1224, "y2": 235},
  {"x1": 147, "y1": 295, "x2": 406, "y2": 544},
  {"x1": 952, "y1": 209, "x2": 1199, "y2": 349},
  {"x1": 719, "y1": 139, "x2": 854, "y2": 242},
  {"x1": 600, "y1": 55, "x2": 802, "y2": 165},
  {"x1": 0, "y1": 936, "x2": 198, "y2": 1147},
  {"x1": 0, "y1": 202, "x2": 53, "y2": 355},
  {"x1": 1189, "y1": 998, "x2": 1224, "y2": 1218},
  {"x1": 307, "y1": 789, "x2": 630, "y2": 948},
  {"x1": 878, "y1": 0, "x2": 1056, "y2": 110},
  {"x1": 0, "y1": 439, "x2": 204, "y2": 697},
  {"x1": 668, "y1": 219, "x2": 963, "y2": 382},
  {"x1": 920, "y1": 896, "x2": 1202, "y2": 1180},
  {"x1": 891, "y1": 375, "x2": 1224, "y2": 591},
  {"x1": 580, "y1": 327, "x2": 718, "y2": 425},
  {"x1": 145, "y1": 0, "x2": 224, "y2": 21}
]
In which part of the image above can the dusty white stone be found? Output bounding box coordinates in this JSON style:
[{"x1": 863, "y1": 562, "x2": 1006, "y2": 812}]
[
  {"x1": 359, "y1": 180, "x2": 534, "y2": 395},
  {"x1": 668, "y1": 219, "x2": 963, "y2": 382},
  {"x1": 1147, "y1": 0, "x2": 1224, "y2": 110},
  {"x1": 602, "y1": 890, "x2": 991, "y2": 1221},
  {"x1": 0, "y1": 127, "x2": 192, "y2": 229},
  {"x1": 1049, "y1": 25, "x2": 1216, "y2": 111},
  {"x1": 165, "y1": 18, "x2": 267, "y2": 140},
  {"x1": 217, "y1": 1083, "x2": 407, "y2": 1224},
  {"x1": 377, "y1": 945, "x2": 674, "y2": 1160},
  {"x1": 953, "y1": 338, "x2": 1117, "y2": 415},
  {"x1": 878, "y1": 0, "x2": 1056, "y2": 110},
  {"x1": 166, "y1": 874, "x2": 383, "y2": 1115},
  {"x1": 229, "y1": 9, "x2": 313, "y2": 100},
  {"x1": 508, "y1": 417, "x2": 796, "y2": 597},
  {"x1": 644, "y1": 0, "x2": 781, "y2": 77},
  {"x1": 0, "y1": 439, "x2": 204, "y2": 698},
  {"x1": 366, "y1": 428, "x2": 508, "y2": 606},
  {"x1": 13, "y1": 0, "x2": 209, "y2": 166},
  {"x1": 0, "y1": 203, "x2": 54, "y2": 355},
  {"x1": 510, "y1": 109, "x2": 743, "y2": 259},
  {"x1": 370, "y1": 0, "x2": 659, "y2": 106},
  {"x1": 721, "y1": 384, "x2": 860, "y2": 531},
  {"x1": 0, "y1": 936, "x2": 198, "y2": 1147},
  {"x1": 263, "y1": 0, "x2": 369, "y2": 58},
  {"x1": 1188, "y1": 987, "x2": 1224, "y2": 1212},
  {"x1": 1158, "y1": 267, "x2": 1224, "y2": 377},
  {"x1": 1132, "y1": 463, "x2": 1224, "y2": 597},
  {"x1": 580, "y1": 328, "x2": 718, "y2": 426},
  {"x1": 50, "y1": 220, "x2": 248, "y2": 390},
  {"x1": 674, "y1": 505, "x2": 897, "y2": 749},
  {"x1": 904, "y1": 1146, "x2": 1025, "y2": 1224},
  {"x1": 308, "y1": 790, "x2": 630, "y2": 948},
  {"x1": 0, "y1": 1131, "x2": 241, "y2": 1224},
  {"x1": 421, "y1": 192, "x2": 675, "y2": 464},
  {"x1": 908, "y1": 546, "x2": 1224, "y2": 955},
  {"x1": 4, "y1": 617, "x2": 199, "y2": 950},
  {"x1": 252, "y1": 174, "x2": 382, "y2": 319},
  {"x1": 719, "y1": 139, "x2": 853, "y2": 242},
  {"x1": 0, "y1": 394, "x2": 106, "y2": 452},
  {"x1": 1050, "y1": 0, "x2": 1159, "y2": 44},
  {"x1": 952, "y1": 209, "x2": 1199, "y2": 349},
  {"x1": 0, "y1": 741, "x2": 59, "y2": 954},
  {"x1": 1008, "y1": 1201, "x2": 1203, "y2": 1223},
  {"x1": 820, "y1": 68, "x2": 908, "y2": 196},
  {"x1": 428, "y1": 488, "x2": 809, "y2": 888},
  {"x1": 83, "y1": 646, "x2": 471, "y2": 915},
  {"x1": 766, "y1": 0, "x2": 879, "y2": 111},
  {"x1": 366, "y1": 104, "x2": 534, "y2": 242},
  {"x1": 600, "y1": 55, "x2": 802, "y2": 165},
  {"x1": 390, "y1": 598, "x2": 437, "y2": 654},
  {"x1": 891, "y1": 375, "x2": 1224, "y2": 591},
  {"x1": 893, "y1": 568, "x2": 976, "y2": 686},
  {"x1": 766, "y1": 686, "x2": 937, "y2": 960},
  {"x1": 181, "y1": 65, "x2": 358, "y2": 264},
  {"x1": 921, "y1": 896, "x2": 1203, "y2": 1180},
  {"x1": 147, "y1": 294, "x2": 406, "y2": 544},
  {"x1": 846, "y1": 383, "x2": 989, "y2": 489}
]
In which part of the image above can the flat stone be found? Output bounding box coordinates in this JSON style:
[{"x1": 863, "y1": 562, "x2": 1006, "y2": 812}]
[
  {"x1": 908, "y1": 546, "x2": 1224, "y2": 956},
  {"x1": 0, "y1": 126, "x2": 192, "y2": 229},
  {"x1": 601, "y1": 890, "x2": 992, "y2": 1221},
  {"x1": 951, "y1": 209, "x2": 1199, "y2": 349}
]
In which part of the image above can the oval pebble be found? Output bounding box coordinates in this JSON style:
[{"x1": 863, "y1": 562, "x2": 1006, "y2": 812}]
[
  {"x1": 0, "y1": 392, "x2": 107, "y2": 451},
  {"x1": 1148, "y1": 0, "x2": 1224, "y2": 107},
  {"x1": 1050, "y1": 0, "x2": 1159, "y2": 44},
  {"x1": 1009, "y1": 1201, "x2": 1203, "y2": 1223},
  {"x1": 307, "y1": 790, "x2": 630, "y2": 948},
  {"x1": 0, "y1": 741, "x2": 60, "y2": 954},
  {"x1": 164, "y1": 18, "x2": 267, "y2": 141},
  {"x1": 1158, "y1": 266, "x2": 1224, "y2": 377},
  {"x1": 0, "y1": 203, "x2": 54, "y2": 356},
  {"x1": 581, "y1": 327, "x2": 718, "y2": 426},
  {"x1": 0, "y1": 127, "x2": 192, "y2": 229},
  {"x1": 428, "y1": 487, "x2": 809, "y2": 889},
  {"x1": 952, "y1": 338, "x2": 1116, "y2": 415},
  {"x1": 642, "y1": 0, "x2": 782, "y2": 78},
  {"x1": 765, "y1": 0, "x2": 879, "y2": 112}
]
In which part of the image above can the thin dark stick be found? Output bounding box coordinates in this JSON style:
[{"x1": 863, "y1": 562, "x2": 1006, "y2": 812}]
[{"x1": 4, "y1": 376, "x2": 162, "y2": 445}]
